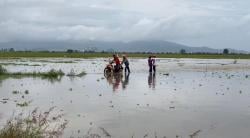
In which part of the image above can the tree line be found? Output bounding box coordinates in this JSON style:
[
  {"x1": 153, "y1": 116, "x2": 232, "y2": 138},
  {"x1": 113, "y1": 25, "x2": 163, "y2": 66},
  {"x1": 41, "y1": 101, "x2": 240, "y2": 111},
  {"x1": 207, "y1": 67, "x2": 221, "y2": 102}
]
[{"x1": 0, "y1": 48, "x2": 244, "y2": 55}]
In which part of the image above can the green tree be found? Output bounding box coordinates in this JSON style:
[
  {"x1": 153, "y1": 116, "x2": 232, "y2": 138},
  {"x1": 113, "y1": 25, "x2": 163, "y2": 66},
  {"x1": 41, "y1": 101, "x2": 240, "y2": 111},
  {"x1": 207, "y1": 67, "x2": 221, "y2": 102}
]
[
  {"x1": 223, "y1": 49, "x2": 229, "y2": 54},
  {"x1": 66, "y1": 49, "x2": 73, "y2": 53},
  {"x1": 180, "y1": 49, "x2": 186, "y2": 54},
  {"x1": 9, "y1": 48, "x2": 15, "y2": 52}
]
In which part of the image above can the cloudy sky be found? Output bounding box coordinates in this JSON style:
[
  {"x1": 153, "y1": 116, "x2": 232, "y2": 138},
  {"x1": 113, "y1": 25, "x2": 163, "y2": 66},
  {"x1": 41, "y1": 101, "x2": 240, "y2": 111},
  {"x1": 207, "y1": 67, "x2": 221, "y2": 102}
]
[{"x1": 1, "y1": 0, "x2": 250, "y2": 50}]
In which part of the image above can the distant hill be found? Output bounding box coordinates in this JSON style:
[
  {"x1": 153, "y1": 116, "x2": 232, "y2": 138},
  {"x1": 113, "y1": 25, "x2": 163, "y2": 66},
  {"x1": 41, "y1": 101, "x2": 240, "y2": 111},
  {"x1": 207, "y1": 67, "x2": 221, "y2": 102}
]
[{"x1": 0, "y1": 40, "x2": 247, "y2": 54}]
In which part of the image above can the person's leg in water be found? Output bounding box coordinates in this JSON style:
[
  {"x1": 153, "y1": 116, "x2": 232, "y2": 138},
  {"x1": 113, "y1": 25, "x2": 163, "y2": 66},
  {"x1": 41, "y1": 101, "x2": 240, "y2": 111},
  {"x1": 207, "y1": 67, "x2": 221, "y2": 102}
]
[
  {"x1": 126, "y1": 65, "x2": 130, "y2": 73},
  {"x1": 152, "y1": 72, "x2": 156, "y2": 89},
  {"x1": 148, "y1": 72, "x2": 153, "y2": 88},
  {"x1": 153, "y1": 65, "x2": 156, "y2": 72},
  {"x1": 149, "y1": 65, "x2": 153, "y2": 73}
]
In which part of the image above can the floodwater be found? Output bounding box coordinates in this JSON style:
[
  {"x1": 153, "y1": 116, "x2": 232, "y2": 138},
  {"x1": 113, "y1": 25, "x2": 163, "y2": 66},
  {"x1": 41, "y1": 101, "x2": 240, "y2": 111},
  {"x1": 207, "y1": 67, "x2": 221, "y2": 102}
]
[{"x1": 0, "y1": 58, "x2": 250, "y2": 138}]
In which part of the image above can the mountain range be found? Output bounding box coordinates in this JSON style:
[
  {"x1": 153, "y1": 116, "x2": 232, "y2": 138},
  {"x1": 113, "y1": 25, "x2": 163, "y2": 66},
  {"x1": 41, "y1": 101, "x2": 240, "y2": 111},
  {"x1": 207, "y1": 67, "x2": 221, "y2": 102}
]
[{"x1": 0, "y1": 40, "x2": 247, "y2": 53}]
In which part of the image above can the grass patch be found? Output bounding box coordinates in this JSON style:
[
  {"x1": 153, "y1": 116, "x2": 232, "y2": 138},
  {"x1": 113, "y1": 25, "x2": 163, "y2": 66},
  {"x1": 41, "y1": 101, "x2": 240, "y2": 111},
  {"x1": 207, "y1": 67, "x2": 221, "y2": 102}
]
[
  {"x1": 39, "y1": 69, "x2": 65, "y2": 78},
  {"x1": 67, "y1": 70, "x2": 87, "y2": 77},
  {"x1": 77, "y1": 71, "x2": 87, "y2": 77},
  {"x1": 12, "y1": 90, "x2": 20, "y2": 94},
  {"x1": 0, "y1": 107, "x2": 68, "y2": 138},
  {"x1": 0, "y1": 65, "x2": 65, "y2": 84},
  {"x1": 24, "y1": 90, "x2": 29, "y2": 95},
  {"x1": 29, "y1": 59, "x2": 76, "y2": 63},
  {"x1": 0, "y1": 65, "x2": 65, "y2": 79},
  {"x1": 0, "y1": 65, "x2": 7, "y2": 75},
  {"x1": 0, "y1": 66, "x2": 64, "y2": 84},
  {"x1": 7, "y1": 70, "x2": 65, "y2": 79},
  {"x1": 0, "y1": 63, "x2": 41, "y2": 66},
  {"x1": 16, "y1": 101, "x2": 30, "y2": 107}
]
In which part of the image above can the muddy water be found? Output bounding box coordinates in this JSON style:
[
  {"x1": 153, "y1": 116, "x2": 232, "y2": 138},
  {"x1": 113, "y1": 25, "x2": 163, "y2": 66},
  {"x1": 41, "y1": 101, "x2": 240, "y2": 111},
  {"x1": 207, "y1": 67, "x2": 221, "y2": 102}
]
[{"x1": 0, "y1": 58, "x2": 250, "y2": 138}]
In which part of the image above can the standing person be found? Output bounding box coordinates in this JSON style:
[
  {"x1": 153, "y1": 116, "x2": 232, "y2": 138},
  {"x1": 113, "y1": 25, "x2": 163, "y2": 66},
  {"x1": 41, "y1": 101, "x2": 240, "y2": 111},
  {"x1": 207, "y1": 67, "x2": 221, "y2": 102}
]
[
  {"x1": 152, "y1": 55, "x2": 156, "y2": 72},
  {"x1": 148, "y1": 56, "x2": 153, "y2": 73},
  {"x1": 122, "y1": 73, "x2": 130, "y2": 90},
  {"x1": 122, "y1": 55, "x2": 130, "y2": 73}
]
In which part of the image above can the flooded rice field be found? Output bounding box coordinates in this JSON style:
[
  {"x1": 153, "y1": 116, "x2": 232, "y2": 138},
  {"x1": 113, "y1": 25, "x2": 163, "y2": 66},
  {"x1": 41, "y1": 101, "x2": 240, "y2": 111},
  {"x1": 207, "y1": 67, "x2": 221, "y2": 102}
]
[{"x1": 0, "y1": 58, "x2": 250, "y2": 138}]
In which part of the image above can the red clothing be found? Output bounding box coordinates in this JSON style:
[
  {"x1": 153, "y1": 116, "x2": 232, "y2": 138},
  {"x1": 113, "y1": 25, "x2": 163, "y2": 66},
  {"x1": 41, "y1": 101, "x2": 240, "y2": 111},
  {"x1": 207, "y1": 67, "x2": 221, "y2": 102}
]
[{"x1": 114, "y1": 57, "x2": 120, "y2": 65}]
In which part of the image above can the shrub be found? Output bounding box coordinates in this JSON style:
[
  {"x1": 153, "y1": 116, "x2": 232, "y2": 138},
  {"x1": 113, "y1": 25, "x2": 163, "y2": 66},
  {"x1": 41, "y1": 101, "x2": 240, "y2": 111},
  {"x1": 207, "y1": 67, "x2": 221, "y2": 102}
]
[
  {"x1": 0, "y1": 65, "x2": 7, "y2": 75},
  {"x1": 42, "y1": 69, "x2": 65, "y2": 78},
  {"x1": 0, "y1": 107, "x2": 68, "y2": 138}
]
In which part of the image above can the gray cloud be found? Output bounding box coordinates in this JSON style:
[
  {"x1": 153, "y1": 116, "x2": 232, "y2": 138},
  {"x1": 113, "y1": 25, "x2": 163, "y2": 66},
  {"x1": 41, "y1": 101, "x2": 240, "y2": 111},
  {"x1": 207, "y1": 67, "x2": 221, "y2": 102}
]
[{"x1": 0, "y1": 0, "x2": 250, "y2": 50}]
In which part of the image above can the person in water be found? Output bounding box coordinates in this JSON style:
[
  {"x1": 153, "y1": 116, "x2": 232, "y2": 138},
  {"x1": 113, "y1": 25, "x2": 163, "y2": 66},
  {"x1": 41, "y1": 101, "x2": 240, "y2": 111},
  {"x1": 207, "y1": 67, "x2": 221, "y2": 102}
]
[
  {"x1": 148, "y1": 55, "x2": 156, "y2": 73},
  {"x1": 112, "y1": 54, "x2": 121, "y2": 72},
  {"x1": 122, "y1": 55, "x2": 130, "y2": 73},
  {"x1": 148, "y1": 56, "x2": 152, "y2": 72},
  {"x1": 152, "y1": 55, "x2": 156, "y2": 72}
]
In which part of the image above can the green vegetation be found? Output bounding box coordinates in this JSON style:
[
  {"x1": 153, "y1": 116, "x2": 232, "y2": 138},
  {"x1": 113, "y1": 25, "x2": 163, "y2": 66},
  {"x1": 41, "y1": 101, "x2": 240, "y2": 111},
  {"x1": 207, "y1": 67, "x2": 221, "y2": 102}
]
[
  {"x1": 67, "y1": 69, "x2": 87, "y2": 77},
  {"x1": 223, "y1": 48, "x2": 229, "y2": 54},
  {"x1": 0, "y1": 65, "x2": 7, "y2": 75},
  {"x1": 12, "y1": 90, "x2": 19, "y2": 94},
  {"x1": 0, "y1": 107, "x2": 68, "y2": 138},
  {"x1": 0, "y1": 65, "x2": 64, "y2": 79},
  {"x1": 16, "y1": 101, "x2": 30, "y2": 107},
  {"x1": 180, "y1": 49, "x2": 186, "y2": 54},
  {"x1": 0, "y1": 63, "x2": 41, "y2": 66},
  {"x1": 77, "y1": 71, "x2": 87, "y2": 77},
  {"x1": 29, "y1": 59, "x2": 75, "y2": 63},
  {"x1": 24, "y1": 90, "x2": 29, "y2": 95},
  {"x1": 7, "y1": 69, "x2": 64, "y2": 78},
  {"x1": 0, "y1": 51, "x2": 250, "y2": 59},
  {"x1": 0, "y1": 74, "x2": 62, "y2": 84}
]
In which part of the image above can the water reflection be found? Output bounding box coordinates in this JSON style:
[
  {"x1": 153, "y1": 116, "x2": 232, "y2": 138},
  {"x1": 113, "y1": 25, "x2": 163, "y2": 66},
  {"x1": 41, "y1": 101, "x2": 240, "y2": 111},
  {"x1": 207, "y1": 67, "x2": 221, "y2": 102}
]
[
  {"x1": 0, "y1": 75, "x2": 63, "y2": 85},
  {"x1": 113, "y1": 74, "x2": 122, "y2": 91},
  {"x1": 122, "y1": 73, "x2": 130, "y2": 90},
  {"x1": 148, "y1": 72, "x2": 156, "y2": 89},
  {"x1": 105, "y1": 73, "x2": 130, "y2": 91}
]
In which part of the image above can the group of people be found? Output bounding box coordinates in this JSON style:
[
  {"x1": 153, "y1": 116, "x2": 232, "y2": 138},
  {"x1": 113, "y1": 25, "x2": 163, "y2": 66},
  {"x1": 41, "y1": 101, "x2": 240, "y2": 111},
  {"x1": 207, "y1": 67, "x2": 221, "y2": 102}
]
[
  {"x1": 111, "y1": 54, "x2": 131, "y2": 73},
  {"x1": 106, "y1": 54, "x2": 156, "y2": 91},
  {"x1": 111, "y1": 54, "x2": 156, "y2": 73}
]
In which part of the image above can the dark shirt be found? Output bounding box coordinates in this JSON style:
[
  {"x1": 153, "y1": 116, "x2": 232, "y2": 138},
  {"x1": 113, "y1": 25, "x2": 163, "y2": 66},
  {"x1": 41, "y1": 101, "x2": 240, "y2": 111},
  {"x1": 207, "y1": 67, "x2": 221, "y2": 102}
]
[
  {"x1": 122, "y1": 58, "x2": 129, "y2": 66},
  {"x1": 148, "y1": 58, "x2": 153, "y2": 66}
]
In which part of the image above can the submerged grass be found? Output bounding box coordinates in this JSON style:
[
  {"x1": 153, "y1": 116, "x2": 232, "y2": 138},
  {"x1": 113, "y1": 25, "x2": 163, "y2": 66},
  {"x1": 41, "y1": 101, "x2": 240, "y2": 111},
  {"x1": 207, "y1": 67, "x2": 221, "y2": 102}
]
[
  {"x1": 6, "y1": 70, "x2": 65, "y2": 79},
  {"x1": 0, "y1": 74, "x2": 63, "y2": 84},
  {"x1": 77, "y1": 71, "x2": 87, "y2": 77},
  {"x1": 29, "y1": 59, "x2": 76, "y2": 63},
  {"x1": 67, "y1": 69, "x2": 87, "y2": 77},
  {"x1": 0, "y1": 63, "x2": 41, "y2": 66},
  {"x1": 0, "y1": 107, "x2": 68, "y2": 138},
  {"x1": 0, "y1": 65, "x2": 65, "y2": 79},
  {"x1": 16, "y1": 101, "x2": 30, "y2": 107},
  {"x1": 0, "y1": 65, "x2": 66, "y2": 84},
  {"x1": 0, "y1": 65, "x2": 7, "y2": 75}
]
